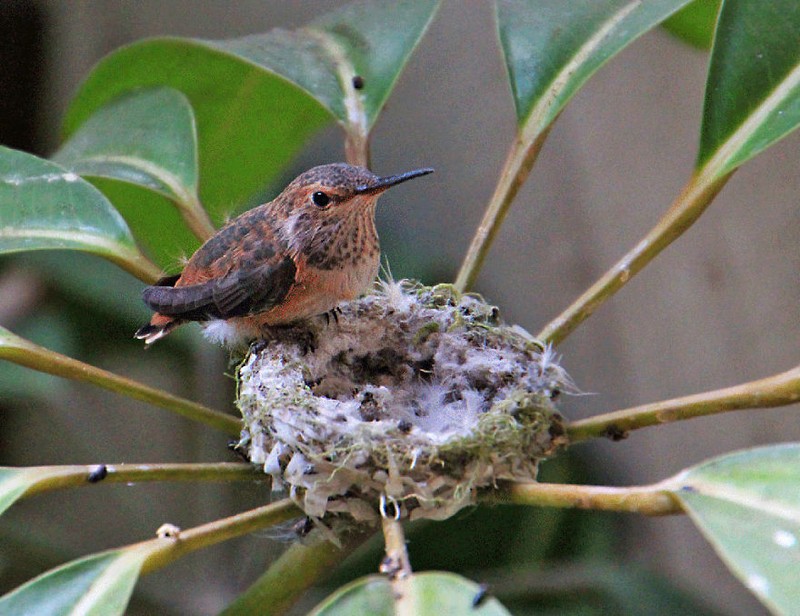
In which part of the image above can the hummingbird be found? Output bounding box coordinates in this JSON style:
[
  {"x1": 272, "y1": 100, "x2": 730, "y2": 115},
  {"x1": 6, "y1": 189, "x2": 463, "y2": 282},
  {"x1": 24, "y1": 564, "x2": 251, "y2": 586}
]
[{"x1": 135, "y1": 163, "x2": 433, "y2": 346}]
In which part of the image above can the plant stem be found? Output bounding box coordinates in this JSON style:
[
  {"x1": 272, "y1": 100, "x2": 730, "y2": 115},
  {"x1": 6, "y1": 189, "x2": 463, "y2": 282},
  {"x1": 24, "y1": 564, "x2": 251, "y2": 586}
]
[
  {"x1": 220, "y1": 528, "x2": 372, "y2": 616},
  {"x1": 178, "y1": 192, "x2": 217, "y2": 241},
  {"x1": 139, "y1": 498, "x2": 301, "y2": 574},
  {"x1": 537, "y1": 169, "x2": 732, "y2": 345},
  {"x1": 345, "y1": 131, "x2": 370, "y2": 168},
  {"x1": 454, "y1": 127, "x2": 551, "y2": 292},
  {"x1": 19, "y1": 463, "x2": 260, "y2": 498},
  {"x1": 110, "y1": 248, "x2": 162, "y2": 284},
  {"x1": 381, "y1": 512, "x2": 416, "y2": 616},
  {"x1": 303, "y1": 27, "x2": 370, "y2": 168},
  {"x1": 568, "y1": 364, "x2": 800, "y2": 443},
  {"x1": 0, "y1": 333, "x2": 241, "y2": 434},
  {"x1": 488, "y1": 481, "x2": 682, "y2": 516},
  {"x1": 381, "y1": 514, "x2": 412, "y2": 578}
]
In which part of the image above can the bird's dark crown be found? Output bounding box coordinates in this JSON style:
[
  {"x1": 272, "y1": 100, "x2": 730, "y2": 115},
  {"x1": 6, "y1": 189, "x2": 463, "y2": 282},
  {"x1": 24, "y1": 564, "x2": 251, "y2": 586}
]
[
  {"x1": 289, "y1": 163, "x2": 378, "y2": 196},
  {"x1": 286, "y1": 163, "x2": 434, "y2": 199}
]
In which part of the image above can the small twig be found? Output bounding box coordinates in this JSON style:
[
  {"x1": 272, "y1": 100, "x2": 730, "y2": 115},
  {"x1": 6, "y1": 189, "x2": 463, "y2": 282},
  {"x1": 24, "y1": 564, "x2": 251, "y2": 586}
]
[
  {"x1": 109, "y1": 247, "x2": 162, "y2": 284},
  {"x1": 454, "y1": 127, "x2": 551, "y2": 292},
  {"x1": 0, "y1": 332, "x2": 241, "y2": 434},
  {"x1": 487, "y1": 481, "x2": 682, "y2": 516},
  {"x1": 381, "y1": 510, "x2": 411, "y2": 579},
  {"x1": 537, "y1": 170, "x2": 731, "y2": 345},
  {"x1": 568, "y1": 364, "x2": 800, "y2": 443},
  {"x1": 18, "y1": 463, "x2": 261, "y2": 499},
  {"x1": 380, "y1": 497, "x2": 416, "y2": 616},
  {"x1": 345, "y1": 132, "x2": 370, "y2": 168},
  {"x1": 178, "y1": 192, "x2": 217, "y2": 241},
  {"x1": 139, "y1": 499, "x2": 301, "y2": 575}
]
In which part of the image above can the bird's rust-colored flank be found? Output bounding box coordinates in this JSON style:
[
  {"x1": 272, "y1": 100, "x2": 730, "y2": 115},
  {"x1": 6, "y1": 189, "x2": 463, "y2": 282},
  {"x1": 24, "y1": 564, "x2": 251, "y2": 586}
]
[{"x1": 135, "y1": 163, "x2": 433, "y2": 345}]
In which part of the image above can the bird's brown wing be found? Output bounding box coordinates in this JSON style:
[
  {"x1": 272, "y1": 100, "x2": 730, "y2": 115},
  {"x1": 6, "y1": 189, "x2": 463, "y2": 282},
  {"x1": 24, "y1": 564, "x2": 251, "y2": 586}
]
[{"x1": 141, "y1": 256, "x2": 297, "y2": 321}]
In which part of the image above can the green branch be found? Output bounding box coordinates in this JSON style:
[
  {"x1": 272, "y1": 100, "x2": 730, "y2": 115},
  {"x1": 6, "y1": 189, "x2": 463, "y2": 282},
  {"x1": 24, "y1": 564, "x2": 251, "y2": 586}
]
[
  {"x1": 487, "y1": 481, "x2": 682, "y2": 516},
  {"x1": 454, "y1": 127, "x2": 551, "y2": 292},
  {"x1": 19, "y1": 462, "x2": 260, "y2": 499},
  {"x1": 177, "y1": 192, "x2": 217, "y2": 241},
  {"x1": 537, "y1": 170, "x2": 731, "y2": 345},
  {"x1": 568, "y1": 364, "x2": 800, "y2": 443},
  {"x1": 0, "y1": 330, "x2": 240, "y2": 434},
  {"x1": 139, "y1": 499, "x2": 302, "y2": 575}
]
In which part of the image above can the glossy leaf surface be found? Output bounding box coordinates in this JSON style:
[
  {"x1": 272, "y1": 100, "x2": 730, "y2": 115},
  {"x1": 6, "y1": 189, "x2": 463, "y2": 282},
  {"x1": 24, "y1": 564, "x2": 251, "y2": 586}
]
[
  {"x1": 672, "y1": 443, "x2": 800, "y2": 614},
  {"x1": 0, "y1": 469, "x2": 34, "y2": 518},
  {"x1": 209, "y1": 0, "x2": 438, "y2": 130},
  {"x1": 53, "y1": 88, "x2": 199, "y2": 207},
  {"x1": 0, "y1": 146, "x2": 159, "y2": 281},
  {"x1": 699, "y1": 0, "x2": 800, "y2": 176},
  {"x1": 0, "y1": 549, "x2": 147, "y2": 616},
  {"x1": 311, "y1": 572, "x2": 510, "y2": 615},
  {"x1": 496, "y1": 0, "x2": 693, "y2": 126},
  {"x1": 662, "y1": 0, "x2": 721, "y2": 49},
  {"x1": 84, "y1": 177, "x2": 202, "y2": 273},
  {"x1": 52, "y1": 88, "x2": 211, "y2": 266}
]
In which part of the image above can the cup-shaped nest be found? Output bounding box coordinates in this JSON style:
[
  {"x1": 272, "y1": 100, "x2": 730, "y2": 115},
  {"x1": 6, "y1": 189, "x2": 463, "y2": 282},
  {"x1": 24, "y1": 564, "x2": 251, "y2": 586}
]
[{"x1": 236, "y1": 281, "x2": 571, "y2": 523}]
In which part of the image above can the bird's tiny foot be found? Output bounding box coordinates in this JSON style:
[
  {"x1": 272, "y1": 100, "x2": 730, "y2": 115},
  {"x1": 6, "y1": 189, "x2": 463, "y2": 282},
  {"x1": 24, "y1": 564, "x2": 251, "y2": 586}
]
[
  {"x1": 258, "y1": 322, "x2": 318, "y2": 354},
  {"x1": 298, "y1": 329, "x2": 317, "y2": 355},
  {"x1": 323, "y1": 306, "x2": 343, "y2": 326},
  {"x1": 249, "y1": 338, "x2": 271, "y2": 355}
]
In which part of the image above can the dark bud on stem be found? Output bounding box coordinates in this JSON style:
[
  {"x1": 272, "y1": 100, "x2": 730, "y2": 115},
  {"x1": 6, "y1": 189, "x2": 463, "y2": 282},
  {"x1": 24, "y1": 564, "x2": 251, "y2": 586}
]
[
  {"x1": 472, "y1": 584, "x2": 490, "y2": 608},
  {"x1": 87, "y1": 464, "x2": 108, "y2": 483}
]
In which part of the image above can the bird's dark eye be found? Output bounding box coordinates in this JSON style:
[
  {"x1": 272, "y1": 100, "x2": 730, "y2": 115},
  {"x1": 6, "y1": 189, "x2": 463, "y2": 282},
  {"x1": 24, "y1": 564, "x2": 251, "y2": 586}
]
[{"x1": 312, "y1": 191, "x2": 331, "y2": 208}]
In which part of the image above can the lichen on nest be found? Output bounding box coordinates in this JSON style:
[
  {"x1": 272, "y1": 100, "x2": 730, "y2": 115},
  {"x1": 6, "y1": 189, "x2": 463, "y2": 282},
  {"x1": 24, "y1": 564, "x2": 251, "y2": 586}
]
[{"x1": 235, "y1": 280, "x2": 572, "y2": 523}]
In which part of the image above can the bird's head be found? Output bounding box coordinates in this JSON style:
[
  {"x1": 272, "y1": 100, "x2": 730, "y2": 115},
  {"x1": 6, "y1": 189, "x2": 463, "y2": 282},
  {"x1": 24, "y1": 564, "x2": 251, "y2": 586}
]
[{"x1": 281, "y1": 162, "x2": 433, "y2": 220}]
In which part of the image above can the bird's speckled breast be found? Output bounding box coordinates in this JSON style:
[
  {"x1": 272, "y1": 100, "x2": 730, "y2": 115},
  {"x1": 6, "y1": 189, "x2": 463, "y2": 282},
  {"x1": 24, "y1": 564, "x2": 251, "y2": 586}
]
[{"x1": 287, "y1": 203, "x2": 380, "y2": 271}]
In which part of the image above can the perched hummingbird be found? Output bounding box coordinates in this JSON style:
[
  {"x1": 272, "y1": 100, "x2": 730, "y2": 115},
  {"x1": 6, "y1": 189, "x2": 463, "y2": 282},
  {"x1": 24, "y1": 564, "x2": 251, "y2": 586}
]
[{"x1": 135, "y1": 163, "x2": 433, "y2": 346}]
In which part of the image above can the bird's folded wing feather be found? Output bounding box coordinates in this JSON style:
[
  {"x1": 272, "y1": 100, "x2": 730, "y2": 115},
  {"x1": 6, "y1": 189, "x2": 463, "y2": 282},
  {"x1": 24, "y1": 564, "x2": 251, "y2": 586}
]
[{"x1": 141, "y1": 256, "x2": 297, "y2": 321}]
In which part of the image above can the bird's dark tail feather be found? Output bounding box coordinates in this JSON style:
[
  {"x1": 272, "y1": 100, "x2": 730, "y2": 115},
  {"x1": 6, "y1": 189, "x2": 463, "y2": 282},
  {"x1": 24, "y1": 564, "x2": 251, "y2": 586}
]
[{"x1": 134, "y1": 319, "x2": 180, "y2": 346}]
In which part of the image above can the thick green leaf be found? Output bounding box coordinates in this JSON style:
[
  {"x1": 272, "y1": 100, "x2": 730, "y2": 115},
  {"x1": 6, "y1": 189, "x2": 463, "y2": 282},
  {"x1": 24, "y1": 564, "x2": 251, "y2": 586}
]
[
  {"x1": 52, "y1": 88, "x2": 211, "y2": 266},
  {"x1": 63, "y1": 0, "x2": 438, "y2": 218},
  {"x1": 0, "y1": 466, "x2": 99, "y2": 518},
  {"x1": 83, "y1": 177, "x2": 202, "y2": 272},
  {"x1": 0, "y1": 146, "x2": 159, "y2": 281},
  {"x1": 662, "y1": 0, "x2": 721, "y2": 50},
  {"x1": 0, "y1": 549, "x2": 147, "y2": 616},
  {"x1": 53, "y1": 88, "x2": 198, "y2": 207},
  {"x1": 304, "y1": 0, "x2": 440, "y2": 129},
  {"x1": 496, "y1": 0, "x2": 694, "y2": 126},
  {"x1": 698, "y1": 0, "x2": 800, "y2": 176},
  {"x1": 52, "y1": 88, "x2": 213, "y2": 250},
  {"x1": 670, "y1": 443, "x2": 800, "y2": 614},
  {"x1": 310, "y1": 572, "x2": 510, "y2": 616},
  {"x1": 0, "y1": 469, "x2": 34, "y2": 518}
]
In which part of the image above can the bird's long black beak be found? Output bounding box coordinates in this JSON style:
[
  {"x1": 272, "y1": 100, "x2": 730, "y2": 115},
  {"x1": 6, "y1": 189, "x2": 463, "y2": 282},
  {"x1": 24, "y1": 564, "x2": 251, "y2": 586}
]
[{"x1": 355, "y1": 167, "x2": 434, "y2": 195}]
